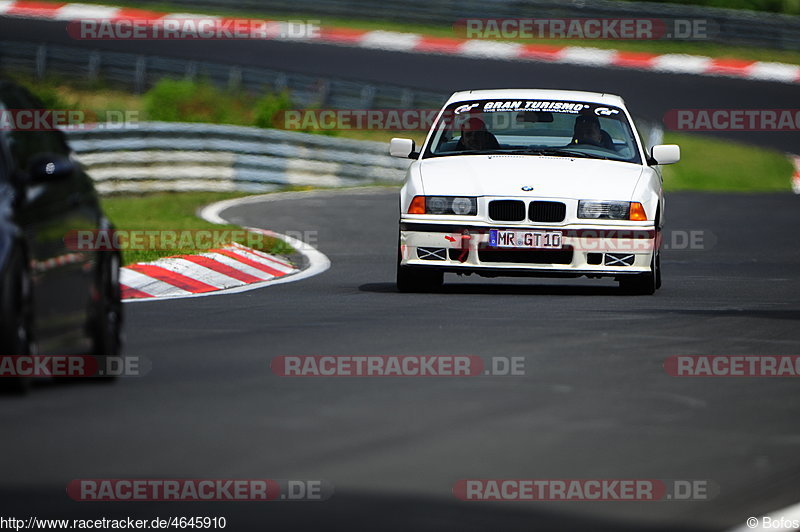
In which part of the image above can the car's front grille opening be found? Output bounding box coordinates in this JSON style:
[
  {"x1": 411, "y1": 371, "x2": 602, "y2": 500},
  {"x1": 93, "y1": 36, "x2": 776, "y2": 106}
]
[
  {"x1": 478, "y1": 247, "x2": 574, "y2": 265},
  {"x1": 529, "y1": 201, "x2": 566, "y2": 223},
  {"x1": 417, "y1": 247, "x2": 447, "y2": 261},
  {"x1": 604, "y1": 253, "x2": 635, "y2": 266},
  {"x1": 586, "y1": 252, "x2": 603, "y2": 265},
  {"x1": 489, "y1": 200, "x2": 525, "y2": 221}
]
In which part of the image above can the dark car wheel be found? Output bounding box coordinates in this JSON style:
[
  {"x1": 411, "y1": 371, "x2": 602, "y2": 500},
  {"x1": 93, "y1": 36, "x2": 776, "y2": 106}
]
[
  {"x1": 655, "y1": 250, "x2": 662, "y2": 290},
  {"x1": 396, "y1": 235, "x2": 444, "y2": 293},
  {"x1": 91, "y1": 253, "x2": 123, "y2": 381},
  {"x1": 397, "y1": 265, "x2": 444, "y2": 293},
  {"x1": 0, "y1": 249, "x2": 33, "y2": 395},
  {"x1": 618, "y1": 251, "x2": 659, "y2": 296}
]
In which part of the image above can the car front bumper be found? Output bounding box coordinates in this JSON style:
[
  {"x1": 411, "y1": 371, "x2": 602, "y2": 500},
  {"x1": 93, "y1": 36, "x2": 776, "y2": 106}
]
[{"x1": 399, "y1": 221, "x2": 657, "y2": 278}]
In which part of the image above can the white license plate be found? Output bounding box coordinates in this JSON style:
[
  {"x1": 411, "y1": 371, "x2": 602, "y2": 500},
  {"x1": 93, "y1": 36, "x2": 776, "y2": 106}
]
[{"x1": 489, "y1": 229, "x2": 563, "y2": 249}]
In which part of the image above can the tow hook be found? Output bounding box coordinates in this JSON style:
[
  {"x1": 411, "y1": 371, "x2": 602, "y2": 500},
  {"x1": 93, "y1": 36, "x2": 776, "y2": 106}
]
[{"x1": 458, "y1": 230, "x2": 471, "y2": 263}]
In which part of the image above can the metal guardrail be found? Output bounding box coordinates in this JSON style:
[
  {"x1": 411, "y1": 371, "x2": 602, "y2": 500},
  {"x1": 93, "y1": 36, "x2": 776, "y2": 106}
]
[
  {"x1": 0, "y1": 40, "x2": 447, "y2": 109},
  {"x1": 67, "y1": 122, "x2": 411, "y2": 194},
  {"x1": 128, "y1": 0, "x2": 800, "y2": 50}
]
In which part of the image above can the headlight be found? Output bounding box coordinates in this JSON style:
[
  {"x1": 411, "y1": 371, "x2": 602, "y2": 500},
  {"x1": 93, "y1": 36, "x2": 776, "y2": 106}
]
[
  {"x1": 427, "y1": 197, "x2": 449, "y2": 214},
  {"x1": 451, "y1": 197, "x2": 475, "y2": 215},
  {"x1": 578, "y1": 201, "x2": 647, "y2": 221},
  {"x1": 408, "y1": 196, "x2": 477, "y2": 215}
]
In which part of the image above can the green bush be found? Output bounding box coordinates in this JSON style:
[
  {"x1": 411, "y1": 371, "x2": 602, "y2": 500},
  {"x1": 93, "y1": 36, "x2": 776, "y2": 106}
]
[
  {"x1": 142, "y1": 78, "x2": 340, "y2": 136},
  {"x1": 253, "y1": 89, "x2": 293, "y2": 129},
  {"x1": 24, "y1": 83, "x2": 76, "y2": 110},
  {"x1": 143, "y1": 79, "x2": 251, "y2": 124},
  {"x1": 253, "y1": 91, "x2": 339, "y2": 136}
]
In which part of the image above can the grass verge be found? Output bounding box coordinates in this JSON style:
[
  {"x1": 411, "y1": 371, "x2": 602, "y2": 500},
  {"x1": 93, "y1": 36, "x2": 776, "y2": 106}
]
[
  {"x1": 99, "y1": 191, "x2": 294, "y2": 265},
  {"x1": 662, "y1": 132, "x2": 794, "y2": 191}
]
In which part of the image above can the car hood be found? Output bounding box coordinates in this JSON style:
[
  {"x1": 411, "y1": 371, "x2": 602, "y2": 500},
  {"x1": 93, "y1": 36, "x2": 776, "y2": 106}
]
[{"x1": 417, "y1": 155, "x2": 644, "y2": 201}]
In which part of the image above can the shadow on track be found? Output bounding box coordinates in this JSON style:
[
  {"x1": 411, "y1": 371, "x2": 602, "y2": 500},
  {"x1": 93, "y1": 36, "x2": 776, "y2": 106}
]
[{"x1": 359, "y1": 282, "x2": 628, "y2": 296}]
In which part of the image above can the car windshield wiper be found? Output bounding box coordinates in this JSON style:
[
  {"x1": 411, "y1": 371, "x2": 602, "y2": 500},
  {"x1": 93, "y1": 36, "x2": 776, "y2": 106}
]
[{"x1": 502, "y1": 148, "x2": 610, "y2": 160}]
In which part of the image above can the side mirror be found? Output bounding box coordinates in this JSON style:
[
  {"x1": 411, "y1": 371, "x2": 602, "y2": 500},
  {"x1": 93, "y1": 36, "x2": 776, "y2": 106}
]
[
  {"x1": 28, "y1": 153, "x2": 75, "y2": 183},
  {"x1": 650, "y1": 144, "x2": 680, "y2": 165},
  {"x1": 390, "y1": 138, "x2": 417, "y2": 159}
]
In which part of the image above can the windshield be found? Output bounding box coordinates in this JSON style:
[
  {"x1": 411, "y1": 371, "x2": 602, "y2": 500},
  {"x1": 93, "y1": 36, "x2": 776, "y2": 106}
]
[{"x1": 423, "y1": 99, "x2": 642, "y2": 164}]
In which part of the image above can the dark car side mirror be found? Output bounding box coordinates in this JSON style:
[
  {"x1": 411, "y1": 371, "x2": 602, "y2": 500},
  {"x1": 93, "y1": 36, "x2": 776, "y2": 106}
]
[{"x1": 28, "y1": 153, "x2": 75, "y2": 183}]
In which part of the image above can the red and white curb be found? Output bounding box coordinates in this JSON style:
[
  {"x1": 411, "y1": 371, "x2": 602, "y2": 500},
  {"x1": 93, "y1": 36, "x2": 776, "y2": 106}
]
[
  {"x1": 1, "y1": 1, "x2": 799, "y2": 84},
  {"x1": 120, "y1": 241, "x2": 297, "y2": 301},
  {"x1": 791, "y1": 155, "x2": 800, "y2": 194},
  {"x1": 121, "y1": 189, "x2": 341, "y2": 302}
]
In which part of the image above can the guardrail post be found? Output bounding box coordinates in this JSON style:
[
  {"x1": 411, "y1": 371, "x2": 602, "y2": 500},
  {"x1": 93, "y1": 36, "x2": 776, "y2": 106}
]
[
  {"x1": 35, "y1": 44, "x2": 47, "y2": 80},
  {"x1": 360, "y1": 85, "x2": 376, "y2": 109},
  {"x1": 228, "y1": 66, "x2": 242, "y2": 91},
  {"x1": 134, "y1": 56, "x2": 146, "y2": 94},
  {"x1": 273, "y1": 73, "x2": 288, "y2": 93},
  {"x1": 400, "y1": 89, "x2": 414, "y2": 109},
  {"x1": 316, "y1": 79, "x2": 330, "y2": 106},
  {"x1": 88, "y1": 51, "x2": 101, "y2": 83},
  {"x1": 185, "y1": 61, "x2": 197, "y2": 81}
]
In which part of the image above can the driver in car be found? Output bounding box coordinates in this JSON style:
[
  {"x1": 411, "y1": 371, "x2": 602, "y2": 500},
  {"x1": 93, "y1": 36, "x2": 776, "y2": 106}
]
[
  {"x1": 572, "y1": 114, "x2": 615, "y2": 150},
  {"x1": 456, "y1": 117, "x2": 500, "y2": 151}
]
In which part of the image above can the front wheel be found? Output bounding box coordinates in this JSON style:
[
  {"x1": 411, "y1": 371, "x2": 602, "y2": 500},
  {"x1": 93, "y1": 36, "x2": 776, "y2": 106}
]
[
  {"x1": 396, "y1": 234, "x2": 444, "y2": 293},
  {"x1": 397, "y1": 265, "x2": 444, "y2": 293},
  {"x1": 0, "y1": 249, "x2": 33, "y2": 394},
  {"x1": 91, "y1": 253, "x2": 123, "y2": 381},
  {"x1": 618, "y1": 252, "x2": 660, "y2": 296}
]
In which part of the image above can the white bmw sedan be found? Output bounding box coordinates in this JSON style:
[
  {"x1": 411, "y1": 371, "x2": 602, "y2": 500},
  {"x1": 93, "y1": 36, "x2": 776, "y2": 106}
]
[{"x1": 391, "y1": 89, "x2": 680, "y2": 294}]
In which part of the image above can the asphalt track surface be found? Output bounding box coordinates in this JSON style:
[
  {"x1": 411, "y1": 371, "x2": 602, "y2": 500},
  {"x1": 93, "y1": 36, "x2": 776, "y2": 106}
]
[
  {"x1": 2, "y1": 17, "x2": 800, "y2": 152},
  {"x1": 2, "y1": 13, "x2": 800, "y2": 532},
  {"x1": 2, "y1": 188, "x2": 799, "y2": 531}
]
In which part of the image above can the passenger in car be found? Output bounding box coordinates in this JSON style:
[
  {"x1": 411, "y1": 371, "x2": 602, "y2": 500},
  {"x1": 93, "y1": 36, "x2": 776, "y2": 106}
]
[
  {"x1": 571, "y1": 114, "x2": 615, "y2": 150},
  {"x1": 456, "y1": 117, "x2": 500, "y2": 151}
]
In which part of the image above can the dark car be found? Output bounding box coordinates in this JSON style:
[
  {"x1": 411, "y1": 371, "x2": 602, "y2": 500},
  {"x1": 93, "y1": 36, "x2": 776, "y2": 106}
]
[{"x1": 0, "y1": 80, "x2": 122, "y2": 393}]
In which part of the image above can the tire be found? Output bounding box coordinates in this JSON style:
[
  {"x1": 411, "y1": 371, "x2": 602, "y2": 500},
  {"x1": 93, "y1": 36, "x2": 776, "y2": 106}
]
[
  {"x1": 90, "y1": 253, "x2": 122, "y2": 381},
  {"x1": 397, "y1": 265, "x2": 444, "y2": 293},
  {"x1": 618, "y1": 251, "x2": 659, "y2": 296},
  {"x1": 619, "y1": 209, "x2": 663, "y2": 295},
  {"x1": 655, "y1": 250, "x2": 662, "y2": 290},
  {"x1": 396, "y1": 233, "x2": 444, "y2": 293},
  {"x1": 0, "y1": 249, "x2": 33, "y2": 395},
  {"x1": 654, "y1": 212, "x2": 663, "y2": 290}
]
